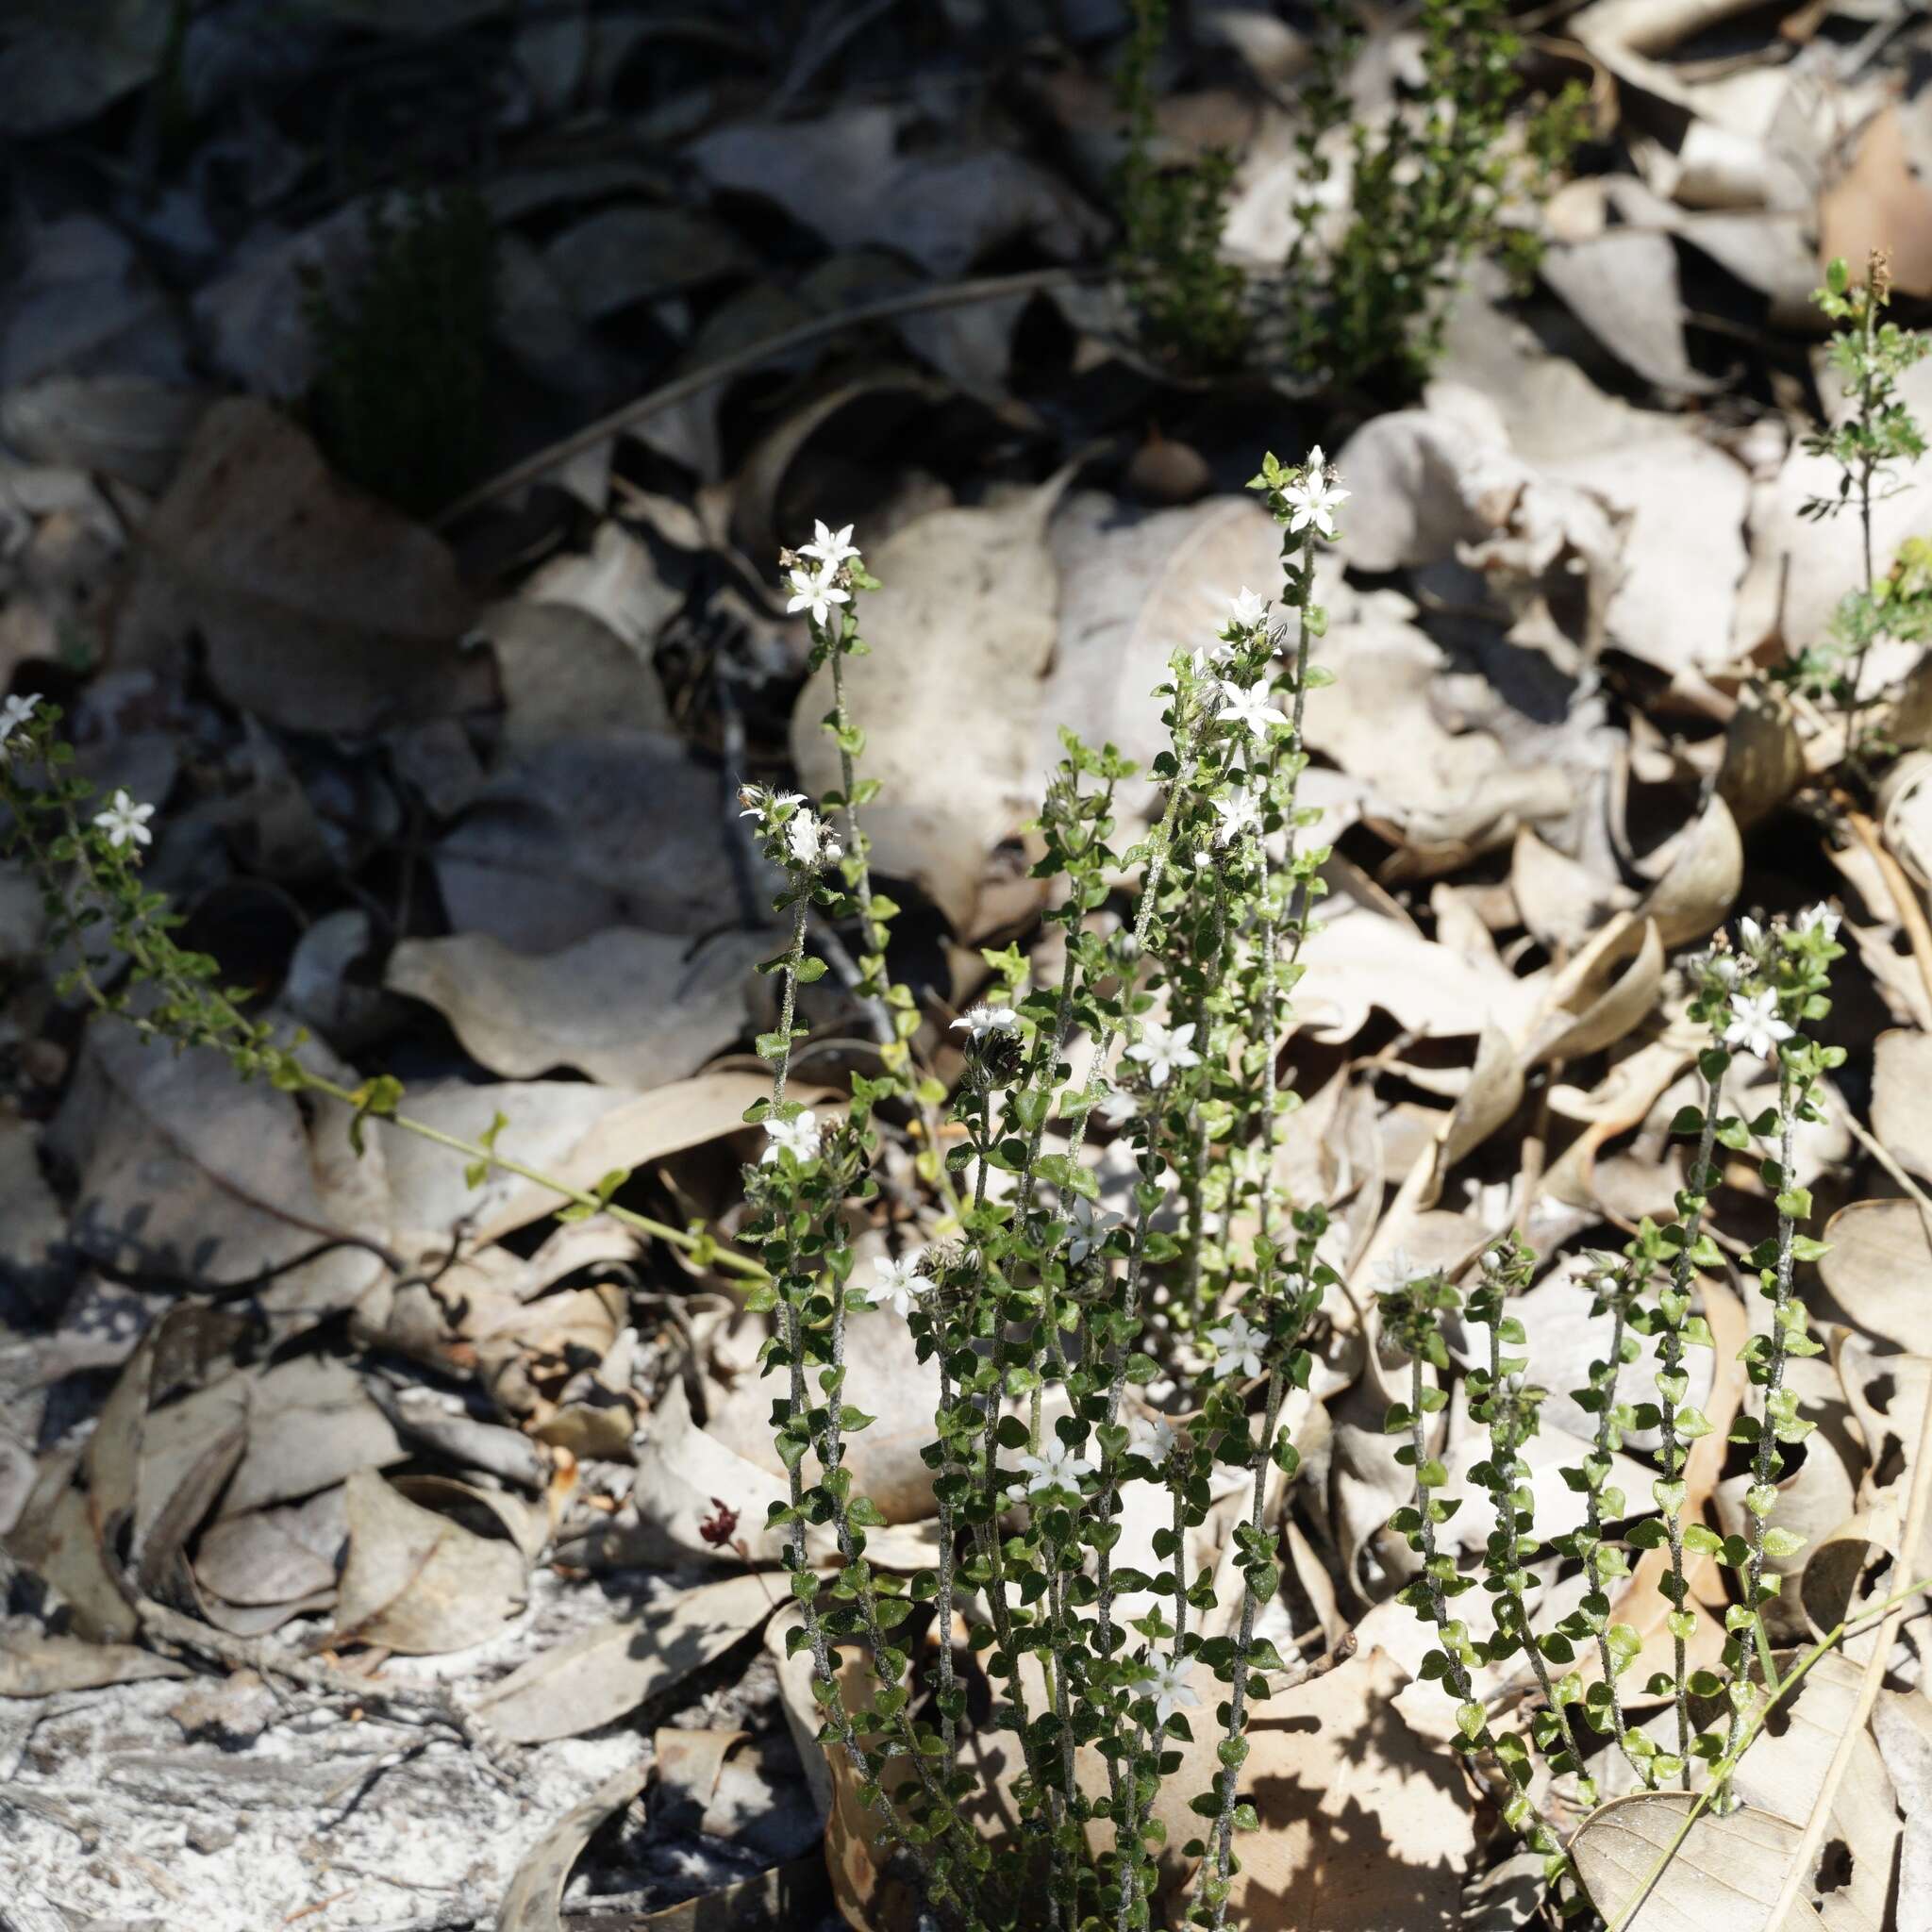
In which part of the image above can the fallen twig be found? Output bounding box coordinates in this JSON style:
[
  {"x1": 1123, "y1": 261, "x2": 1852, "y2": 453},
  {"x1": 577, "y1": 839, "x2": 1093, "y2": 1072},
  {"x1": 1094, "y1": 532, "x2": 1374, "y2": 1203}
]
[{"x1": 434, "y1": 265, "x2": 1092, "y2": 527}]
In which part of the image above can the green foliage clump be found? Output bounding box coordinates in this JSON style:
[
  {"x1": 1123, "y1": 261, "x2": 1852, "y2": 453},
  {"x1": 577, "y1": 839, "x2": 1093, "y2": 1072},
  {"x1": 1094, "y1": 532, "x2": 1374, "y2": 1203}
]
[
  {"x1": 1781, "y1": 253, "x2": 1932, "y2": 769},
  {"x1": 1115, "y1": 0, "x2": 1588, "y2": 391},
  {"x1": 301, "y1": 187, "x2": 498, "y2": 520},
  {"x1": 1114, "y1": 0, "x2": 1254, "y2": 375},
  {"x1": 1291, "y1": 0, "x2": 1587, "y2": 391}
]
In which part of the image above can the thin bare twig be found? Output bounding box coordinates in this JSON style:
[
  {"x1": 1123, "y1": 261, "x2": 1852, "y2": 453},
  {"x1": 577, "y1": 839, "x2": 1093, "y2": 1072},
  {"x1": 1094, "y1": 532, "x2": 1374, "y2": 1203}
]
[{"x1": 435, "y1": 266, "x2": 1092, "y2": 526}]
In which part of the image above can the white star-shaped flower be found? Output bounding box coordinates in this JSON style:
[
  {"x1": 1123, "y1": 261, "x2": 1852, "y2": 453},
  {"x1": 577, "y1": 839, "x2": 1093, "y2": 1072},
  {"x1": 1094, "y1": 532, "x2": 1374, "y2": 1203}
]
[
  {"x1": 1016, "y1": 1440, "x2": 1096, "y2": 1496},
  {"x1": 1216, "y1": 681, "x2": 1288, "y2": 742},
  {"x1": 1065, "y1": 1193, "x2": 1123, "y2": 1264},
  {"x1": 1126, "y1": 1020, "x2": 1201, "y2": 1089},
  {"x1": 1369, "y1": 1246, "x2": 1421, "y2": 1296},
  {"x1": 1189, "y1": 638, "x2": 1238, "y2": 675},
  {"x1": 1211, "y1": 787, "x2": 1262, "y2": 847},
  {"x1": 0, "y1": 692, "x2": 39, "y2": 758},
  {"x1": 797, "y1": 520, "x2": 860, "y2": 572},
  {"x1": 1095, "y1": 1088, "x2": 1139, "y2": 1128},
  {"x1": 761, "y1": 1110, "x2": 823, "y2": 1163},
  {"x1": 869, "y1": 1249, "x2": 929, "y2": 1318},
  {"x1": 1798, "y1": 903, "x2": 1840, "y2": 941},
  {"x1": 1282, "y1": 448, "x2": 1349, "y2": 540},
  {"x1": 952, "y1": 1003, "x2": 1020, "y2": 1041},
  {"x1": 1208, "y1": 1310, "x2": 1264, "y2": 1379},
  {"x1": 1129, "y1": 1652, "x2": 1200, "y2": 1727},
  {"x1": 1724, "y1": 990, "x2": 1794, "y2": 1061},
  {"x1": 1225, "y1": 586, "x2": 1268, "y2": 631},
  {"x1": 1128, "y1": 1415, "x2": 1176, "y2": 1469},
  {"x1": 92, "y1": 789, "x2": 155, "y2": 852},
  {"x1": 786, "y1": 565, "x2": 851, "y2": 630},
  {"x1": 785, "y1": 808, "x2": 841, "y2": 869}
]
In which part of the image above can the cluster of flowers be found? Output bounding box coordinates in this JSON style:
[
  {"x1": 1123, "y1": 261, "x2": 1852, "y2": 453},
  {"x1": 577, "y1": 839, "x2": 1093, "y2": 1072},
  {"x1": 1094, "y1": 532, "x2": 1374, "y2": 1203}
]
[
  {"x1": 739, "y1": 450, "x2": 1352, "y2": 1930},
  {"x1": 1375, "y1": 899, "x2": 1845, "y2": 1900}
]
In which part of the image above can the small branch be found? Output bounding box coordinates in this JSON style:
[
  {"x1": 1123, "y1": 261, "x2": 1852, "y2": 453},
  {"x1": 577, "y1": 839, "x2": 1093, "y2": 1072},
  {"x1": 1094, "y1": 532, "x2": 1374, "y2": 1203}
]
[{"x1": 436, "y1": 267, "x2": 1093, "y2": 526}]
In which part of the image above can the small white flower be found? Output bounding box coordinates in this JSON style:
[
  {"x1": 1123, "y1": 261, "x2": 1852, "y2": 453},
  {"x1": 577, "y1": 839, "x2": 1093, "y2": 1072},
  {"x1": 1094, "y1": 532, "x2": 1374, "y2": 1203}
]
[
  {"x1": 952, "y1": 1003, "x2": 1021, "y2": 1041},
  {"x1": 738, "y1": 785, "x2": 804, "y2": 823},
  {"x1": 1126, "y1": 1019, "x2": 1202, "y2": 1089},
  {"x1": 92, "y1": 789, "x2": 155, "y2": 852},
  {"x1": 1225, "y1": 586, "x2": 1268, "y2": 631},
  {"x1": 1016, "y1": 1440, "x2": 1096, "y2": 1496},
  {"x1": 0, "y1": 691, "x2": 39, "y2": 758},
  {"x1": 785, "y1": 807, "x2": 841, "y2": 869},
  {"x1": 1724, "y1": 990, "x2": 1794, "y2": 1061},
  {"x1": 1128, "y1": 1415, "x2": 1176, "y2": 1469},
  {"x1": 869, "y1": 1249, "x2": 929, "y2": 1319},
  {"x1": 786, "y1": 565, "x2": 851, "y2": 630},
  {"x1": 1130, "y1": 1652, "x2": 1200, "y2": 1728},
  {"x1": 1211, "y1": 787, "x2": 1262, "y2": 847},
  {"x1": 1704, "y1": 951, "x2": 1741, "y2": 988},
  {"x1": 761, "y1": 1110, "x2": 823, "y2": 1163},
  {"x1": 1282, "y1": 447, "x2": 1349, "y2": 540},
  {"x1": 1189, "y1": 638, "x2": 1238, "y2": 675},
  {"x1": 1207, "y1": 1310, "x2": 1264, "y2": 1379},
  {"x1": 1798, "y1": 903, "x2": 1841, "y2": 941},
  {"x1": 1369, "y1": 1247, "x2": 1421, "y2": 1296},
  {"x1": 1095, "y1": 1088, "x2": 1139, "y2": 1128},
  {"x1": 797, "y1": 520, "x2": 860, "y2": 572},
  {"x1": 1737, "y1": 915, "x2": 1766, "y2": 957},
  {"x1": 1216, "y1": 681, "x2": 1288, "y2": 742},
  {"x1": 1066, "y1": 1193, "x2": 1123, "y2": 1264}
]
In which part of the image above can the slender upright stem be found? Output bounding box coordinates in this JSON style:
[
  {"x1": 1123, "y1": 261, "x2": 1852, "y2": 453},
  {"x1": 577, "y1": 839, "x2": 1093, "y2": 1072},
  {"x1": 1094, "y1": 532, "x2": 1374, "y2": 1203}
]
[
  {"x1": 1723, "y1": 1059, "x2": 1802, "y2": 1776},
  {"x1": 1582, "y1": 1291, "x2": 1649, "y2": 1783},
  {"x1": 1658, "y1": 1058, "x2": 1726, "y2": 1786}
]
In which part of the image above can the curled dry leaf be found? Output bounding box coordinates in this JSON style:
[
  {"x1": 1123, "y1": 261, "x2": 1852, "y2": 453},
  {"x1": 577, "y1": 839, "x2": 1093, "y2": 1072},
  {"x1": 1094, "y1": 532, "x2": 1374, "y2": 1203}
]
[
  {"x1": 1816, "y1": 1198, "x2": 1932, "y2": 1354},
  {"x1": 1542, "y1": 433, "x2": 1750, "y2": 683},
  {"x1": 1816, "y1": 1330, "x2": 1932, "y2": 1624},
  {"x1": 1303, "y1": 599, "x2": 1575, "y2": 874},
  {"x1": 629, "y1": 1376, "x2": 810, "y2": 1566},
  {"x1": 1572, "y1": 1792, "x2": 1837, "y2": 1931},
  {"x1": 141, "y1": 398, "x2": 484, "y2": 733},
  {"x1": 434, "y1": 732, "x2": 745, "y2": 952},
  {"x1": 482, "y1": 599, "x2": 674, "y2": 756},
  {"x1": 690, "y1": 106, "x2": 1103, "y2": 280},
  {"x1": 473, "y1": 1570, "x2": 778, "y2": 1744},
  {"x1": 333, "y1": 1467, "x2": 527, "y2": 1656},
  {"x1": 499, "y1": 1757, "x2": 652, "y2": 1932},
  {"x1": 1527, "y1": 918, "x2": 1664, "y2": 1066},
  {"x1": 385, "y1": 927, "x2": 766, "y2": 1089},
  {"x1": 376, "y1": 1070, "x2": 775, "y2": 1245},
  {"x1": 1639, "y1": 794, "x2": 1743, "y2": 949},
  {"x1": 1874, "y1": 1692, "x2": 1932, "y2": 1932},
  {"x1": 1871, "y1": 1029, "x2": 1932, "y2": 1182},
  {"x1": 48, "y1": 1024, "x2": 393, "y2": 1324},
  {"x1": 1512, "y1": 824, "x2": 1637, "y2": 958},
  {"x1": 1717, "y1": 682, "x2": 1807, "y2": 831},
  {"x1": 1295, "y1": 905, "x2": 1541, "y2": 1044},
  {"x1": 791, "y1": 474, "x2": 1071, "y2": 934}
]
